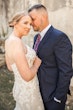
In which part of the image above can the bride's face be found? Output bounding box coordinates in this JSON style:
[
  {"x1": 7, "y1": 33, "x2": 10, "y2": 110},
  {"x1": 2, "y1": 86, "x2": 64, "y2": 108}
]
[{"x1": 15, "y1": 15, "x2": 32, "y2": 37}]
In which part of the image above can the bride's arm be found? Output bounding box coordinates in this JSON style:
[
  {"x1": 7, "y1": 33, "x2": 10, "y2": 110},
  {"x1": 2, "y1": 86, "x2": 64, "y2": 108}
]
[
  {"x1": 5, "y1": 54, "x2": 12, "y2": 71},
  {"x1": 13, "y1": 40, "x2": 41, "y2": 82}
]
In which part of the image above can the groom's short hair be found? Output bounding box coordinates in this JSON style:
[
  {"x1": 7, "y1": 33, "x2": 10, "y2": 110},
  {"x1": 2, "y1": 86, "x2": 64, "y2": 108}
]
[{"x1": 28, "y1": 4, "x2": 47, "y2": 12}]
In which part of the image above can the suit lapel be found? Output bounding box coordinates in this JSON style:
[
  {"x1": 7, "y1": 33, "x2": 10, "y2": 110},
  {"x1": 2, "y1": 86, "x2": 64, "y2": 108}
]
[{"x1": 37, "y1": 26, "x2": 54, "y2": 54}]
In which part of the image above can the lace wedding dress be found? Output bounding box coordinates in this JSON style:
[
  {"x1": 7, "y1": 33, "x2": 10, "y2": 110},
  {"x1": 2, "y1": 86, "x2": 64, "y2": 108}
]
[{"x1": 11, "y1": 45, "x2": 44, "y2": 110}]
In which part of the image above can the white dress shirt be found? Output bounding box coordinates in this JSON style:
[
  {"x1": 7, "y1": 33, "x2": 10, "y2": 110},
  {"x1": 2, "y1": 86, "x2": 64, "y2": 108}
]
[{"x1": 39, "y1": 24, "x2": 51, "y2": 41}]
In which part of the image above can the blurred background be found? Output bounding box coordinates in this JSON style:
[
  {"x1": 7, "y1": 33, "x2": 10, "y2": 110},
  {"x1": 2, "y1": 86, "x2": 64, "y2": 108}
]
[{"x1": 0, "y1": 0, "x2": 73, "y2": 110}]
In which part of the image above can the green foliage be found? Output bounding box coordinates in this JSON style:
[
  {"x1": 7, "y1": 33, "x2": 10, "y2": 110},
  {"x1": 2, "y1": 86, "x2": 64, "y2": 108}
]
[{"x1": 0, "y1": 66, "x2": 15, "y2": 110}]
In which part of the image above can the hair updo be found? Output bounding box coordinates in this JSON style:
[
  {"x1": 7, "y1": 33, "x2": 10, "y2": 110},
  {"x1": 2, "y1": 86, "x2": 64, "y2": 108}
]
[{"x1": 9, "y1": 11, "x2": 28, "y2": 27}]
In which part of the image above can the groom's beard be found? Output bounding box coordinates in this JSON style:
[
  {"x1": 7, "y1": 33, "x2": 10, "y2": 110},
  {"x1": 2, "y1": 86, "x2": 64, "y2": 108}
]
[
  {"x1": 32, "y1": 20, "x2": 43, "y2": 32},
  {"x1": 32, "y1": 26, "x2": 40, "y2": 31}
]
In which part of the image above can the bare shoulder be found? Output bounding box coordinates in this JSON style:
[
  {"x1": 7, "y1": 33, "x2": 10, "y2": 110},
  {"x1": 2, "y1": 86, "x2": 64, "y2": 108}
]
[
  {"x1": 5, "y1": 36, "x2": 25, "y2": 54},
  {"x1": 5, "y1": 35, "x2": 22, "y2": 48},
  {"x1": 5, "y1": 34, "x2": 27, "y2": 55},
  {"x1": 6, "y1": 35, "x2": 21, "y2": 43}
]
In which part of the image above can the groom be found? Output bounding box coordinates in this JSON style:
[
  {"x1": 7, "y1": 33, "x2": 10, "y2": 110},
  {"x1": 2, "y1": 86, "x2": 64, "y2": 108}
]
[{"x1": 28, "y1": 4, "x2": 73, "y2": 110}]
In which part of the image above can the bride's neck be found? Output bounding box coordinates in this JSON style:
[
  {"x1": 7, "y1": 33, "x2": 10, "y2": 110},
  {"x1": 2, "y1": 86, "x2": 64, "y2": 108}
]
[{"x1": 13, "y1": 29, "x2": 22, "y2": 39}]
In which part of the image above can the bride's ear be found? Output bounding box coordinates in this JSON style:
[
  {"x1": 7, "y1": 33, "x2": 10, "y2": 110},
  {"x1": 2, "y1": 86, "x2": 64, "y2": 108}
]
[
  {"x1": 9, "y1": 21, "x2": 17, "y2": 27},
  {"x1": 13, "y1": 21, "x2": 17, "y2": 26}
]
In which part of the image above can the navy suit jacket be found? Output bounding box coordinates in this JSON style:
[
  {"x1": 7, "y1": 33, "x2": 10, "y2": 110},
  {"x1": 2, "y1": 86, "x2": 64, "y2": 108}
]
[{"x1": 33, "y1": 26, "x2": 73, "y2": 103}]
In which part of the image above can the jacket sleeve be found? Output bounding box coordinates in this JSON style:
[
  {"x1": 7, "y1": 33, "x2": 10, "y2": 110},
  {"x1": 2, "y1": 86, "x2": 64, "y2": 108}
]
[{"x1": 54, "y1": 33, "x2": 73, "y2": 101}]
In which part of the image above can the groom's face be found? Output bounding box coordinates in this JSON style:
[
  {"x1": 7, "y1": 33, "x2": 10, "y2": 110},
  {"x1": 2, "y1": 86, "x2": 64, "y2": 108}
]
[{"x1": 29, "y1": 9, "x2": 43, "y2": 32}]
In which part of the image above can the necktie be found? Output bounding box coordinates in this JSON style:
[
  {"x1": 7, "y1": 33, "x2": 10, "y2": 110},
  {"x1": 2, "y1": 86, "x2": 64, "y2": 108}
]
[{"x1": 34, "y1": 34, "x2": 41, "y2": 52}]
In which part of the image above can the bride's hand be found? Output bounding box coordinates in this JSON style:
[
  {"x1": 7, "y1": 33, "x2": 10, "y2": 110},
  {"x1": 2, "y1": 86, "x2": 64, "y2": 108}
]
[
  {"x1": 34, "y1": 56, "x2": 42, "y2": 69},
  {"x1": 30, "y1": 56, "x2": 41, "y2": 76}
]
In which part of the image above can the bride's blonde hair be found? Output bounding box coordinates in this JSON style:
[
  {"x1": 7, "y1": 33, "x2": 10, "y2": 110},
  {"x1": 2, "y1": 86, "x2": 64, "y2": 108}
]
[{"x1": 9, "y1": 11, "x2": 28, "y2": 27}]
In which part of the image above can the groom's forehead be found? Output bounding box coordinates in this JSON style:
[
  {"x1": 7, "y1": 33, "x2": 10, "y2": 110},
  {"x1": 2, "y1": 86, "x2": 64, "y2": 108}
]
[
  {"x1": 29, "y1": 10, "x2": 41, "y2": 18},
  {"x1": 29, "y1": 9, "x2": 38, "y2": 14}
]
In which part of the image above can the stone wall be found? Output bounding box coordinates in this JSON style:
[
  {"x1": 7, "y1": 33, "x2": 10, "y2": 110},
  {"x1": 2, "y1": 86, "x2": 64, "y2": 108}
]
[
  {"x1": 0, "y1": 0, "x2": 73, "y2": 43},
  {"x1": 0, "y1": 38, "x2": 5, "y2": 67}
]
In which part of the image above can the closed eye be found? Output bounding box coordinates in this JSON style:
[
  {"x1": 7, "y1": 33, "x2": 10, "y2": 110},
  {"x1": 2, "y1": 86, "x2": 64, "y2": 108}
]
[{"x1": 24, "y1": 21, "x2": 28, "y2": 24}]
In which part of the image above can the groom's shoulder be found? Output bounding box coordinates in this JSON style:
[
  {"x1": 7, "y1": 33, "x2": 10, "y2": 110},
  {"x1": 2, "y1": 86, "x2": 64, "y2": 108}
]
[{"x1": 51, "y1": 26, "x2": 68, "y2": 39}]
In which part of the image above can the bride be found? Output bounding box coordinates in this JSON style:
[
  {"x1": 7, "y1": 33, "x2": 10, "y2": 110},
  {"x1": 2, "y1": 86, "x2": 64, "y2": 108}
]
[{"x1": 5, "y1": 11, "x2": 44, "y2": 110}]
